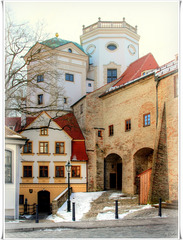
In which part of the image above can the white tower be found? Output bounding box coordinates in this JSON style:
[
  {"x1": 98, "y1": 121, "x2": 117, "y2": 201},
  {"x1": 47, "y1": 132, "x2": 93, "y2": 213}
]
[{"x1": 81, "y1": 18, "x2": 140, "y2": 90}]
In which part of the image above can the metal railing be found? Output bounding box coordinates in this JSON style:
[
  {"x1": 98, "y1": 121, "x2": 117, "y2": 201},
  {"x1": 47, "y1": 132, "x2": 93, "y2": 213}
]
[{"x1": 19, "y1": 203, "x2": 36, "y2": 215}]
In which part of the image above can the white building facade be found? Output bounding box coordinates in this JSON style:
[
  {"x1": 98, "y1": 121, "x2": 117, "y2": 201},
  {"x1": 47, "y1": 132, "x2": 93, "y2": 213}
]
[
  {"x1": 24, "y1": 39, "x2": 89, "y2": 114},
  {"x1": 23, "y1": 19, "x2": 140, "y2": 113},
  {"x1": 5, "y1": 127, "x2": 27, "y2": 219},
  {"x1": 81, "y1": 18, "x2": 140, "y2": 89},
  {"x1": 6, "y1": 111, "x2": 88, "y2": 212}
]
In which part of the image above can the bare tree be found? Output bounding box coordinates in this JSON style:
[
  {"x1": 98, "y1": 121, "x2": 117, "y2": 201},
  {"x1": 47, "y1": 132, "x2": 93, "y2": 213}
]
[{"x1": 5, "y1": 10, "x2": 69, "y2": 117}]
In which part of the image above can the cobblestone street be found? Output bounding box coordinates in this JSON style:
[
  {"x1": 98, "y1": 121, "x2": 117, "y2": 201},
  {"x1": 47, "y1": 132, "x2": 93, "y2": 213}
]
[{"x1": 5, "y1": 218, "x2": 178, "y2": 238}]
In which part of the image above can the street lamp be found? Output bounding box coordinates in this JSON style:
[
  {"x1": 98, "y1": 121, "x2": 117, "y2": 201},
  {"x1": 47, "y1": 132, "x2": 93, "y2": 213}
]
[{"x1": 66, "y1": 160, "x2": 72, "y2": 212}]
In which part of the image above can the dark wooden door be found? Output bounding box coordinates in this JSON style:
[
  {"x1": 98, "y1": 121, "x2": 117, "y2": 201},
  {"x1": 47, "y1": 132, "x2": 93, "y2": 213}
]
[
  {"x1": 117, "y1": 163, "x2": 122, "y2": 190},
  {"x1": 38, "y1": 191, "x2": 50, "y2": 213},
  {"x1": 110, "y1": 173, "x2": 116, "y2": 189}
]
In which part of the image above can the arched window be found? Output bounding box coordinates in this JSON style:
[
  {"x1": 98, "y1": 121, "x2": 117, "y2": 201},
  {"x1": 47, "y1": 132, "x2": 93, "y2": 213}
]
[{"x1": 5, "y1": 150, "x2": 12, "y2": 183}]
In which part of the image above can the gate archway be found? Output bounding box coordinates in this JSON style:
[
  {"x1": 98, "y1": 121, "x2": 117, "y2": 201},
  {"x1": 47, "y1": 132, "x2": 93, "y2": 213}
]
[
  {"x1": 104, "y1": 154, "x2": 122, "y2": 190},
  {"x1": 38, "y1": 190, "x2": 50, "y2": 213},
  {"x1": 134, "y1": 148, "x2": 153, "y2": 203}
]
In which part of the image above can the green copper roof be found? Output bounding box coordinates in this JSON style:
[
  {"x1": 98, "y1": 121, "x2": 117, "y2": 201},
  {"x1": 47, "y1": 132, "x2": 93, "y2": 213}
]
[{"x1": 40, "y1": 37, "x2": 86, "y2": 53}]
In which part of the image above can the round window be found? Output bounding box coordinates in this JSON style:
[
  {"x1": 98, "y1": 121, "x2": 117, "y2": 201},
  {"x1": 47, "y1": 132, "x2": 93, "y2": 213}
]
[
  {"x1": 107, "y1": 44, "x2": 117, "y2": 51},
  {"x1": 68, "y1": 48, "x2": 72, "y2": 53}
]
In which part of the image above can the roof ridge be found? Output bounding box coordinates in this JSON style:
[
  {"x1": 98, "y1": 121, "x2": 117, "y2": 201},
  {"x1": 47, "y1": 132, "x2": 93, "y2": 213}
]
[{"x1": 133, "y1": 53, "x2": 152, "y2": 78}]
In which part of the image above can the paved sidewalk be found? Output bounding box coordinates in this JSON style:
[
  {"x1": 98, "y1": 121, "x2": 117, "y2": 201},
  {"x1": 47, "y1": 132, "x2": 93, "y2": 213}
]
[{"x1": 5, "y1": 216, "x2": 178, "y2": 232}]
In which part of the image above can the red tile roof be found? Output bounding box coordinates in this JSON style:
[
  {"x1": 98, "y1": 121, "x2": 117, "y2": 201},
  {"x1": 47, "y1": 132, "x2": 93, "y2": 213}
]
[
  {"x1": 6, "y1": 113, "x2": 84, "y2": 140},
  {"x1": 53, "y1": 113, "x2": 84, "y2": 140},
  {"x1": 5, "y1": 117, "x2": 36, "y2": 132},
  {"x1": 6, "y1": 112, "x2": 88, "y2": 161},
  {"x1": 114, "y1": 53, "x2": 159, "y2": 87},
  {"x1": 71, "y1": 141, "x2": 88, "y2": 161}
]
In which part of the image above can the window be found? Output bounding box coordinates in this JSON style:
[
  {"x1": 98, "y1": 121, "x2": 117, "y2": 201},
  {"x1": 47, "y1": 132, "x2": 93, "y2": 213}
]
[
  {"x1": 80, "y1": 104, "x2": 83, "y2": 114},
  {"x1": 23, "y1": 141, "x2": 32, "y2": 153},
  {"x1": 143, "y1": 113, "x2": 151, "y2": 127},
  {"x1": 37, "y1": 75, "x2": 44, "y2": 82},
  {"x1": 38, "y1": 94, "x2": 43, "y2": 105},
  {"x1": 68, "y1": 48, "x2": 72, "y2": 53},
  {"x1": 23, "y1": 166, "x2": 32, "y2": 177},
  {"x1": 71, "y1": 166, "x2": 80, "y2": 178},
  {"x1": 125, "y1": 119, "x2": 131, "y2": 131},
  {"x1": 55, "y1": 142, "x2": 65, "y2": 154},
  {"x1": 55, "y1": 166, "x2": 64, "y2": 177},
  {"x1": 5, "y1": 150, "x2": 12, "y2": 183},
  {"x1": 98, "y1": 130, "x2": 102, "y2": 137},
  {"x1": 107, "y1": 69, "x2": 117, "y2": 83},
  {"x1": 39, "y1": 142, "x2": 49, "y2": 154},
  {"x1": 65, "y1": 73, "x2": 74, "y2": 82},
  {"x1": 40, "y1": 127, "x2": 48, "y2": 136},
  {"x1": 40, "y1": 166, "x2": 48, "y2": 177},
  {"x1": 19, "y1": 195, "x2": 24, "y2": 204},
  {"x1": 107, "y1": 44, "x2": 117, "y2": 51},
  {"x1": 109, "y1": 125, "x2": 114, "y2": 136},
  {"x1": 64, "y1": 98, "x2": 67, "y2": 104},
  {"x1": 174, "y1": 75, "x2": 178, "y2": 98},
  {"x1": 88, "y1": 83, "x2": 92, "y2": 87}
]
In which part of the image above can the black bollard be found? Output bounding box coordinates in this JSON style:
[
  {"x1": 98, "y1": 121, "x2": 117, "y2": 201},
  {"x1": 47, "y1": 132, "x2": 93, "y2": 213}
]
[
  {"x1": 158, "y1": 198, "x2": 162, "y2": 217},
  {"x1": 115, "y1": 200, "x2": 118, "y2": 219},
  {"x1": 35, "y1": 204, "x2": 39, "y2": 223},
  {"x1": 72, "y1": 202, "x2": 75, "y2": 221},
  {"x1": 24, "y1": 198, "x2": 28, "y2": 214}
]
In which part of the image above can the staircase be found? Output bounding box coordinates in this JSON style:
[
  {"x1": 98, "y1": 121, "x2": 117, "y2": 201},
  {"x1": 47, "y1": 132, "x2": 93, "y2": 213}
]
[{"x1": 82, "y1": 191, "x2": 139, "y2": 220}]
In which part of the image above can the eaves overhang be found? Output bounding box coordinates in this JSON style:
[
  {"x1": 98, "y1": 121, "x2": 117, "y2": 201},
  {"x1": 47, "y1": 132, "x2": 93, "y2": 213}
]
[
  {"x1": 155, "y1": 69, "x2": 178, "y2": 82},
  {"x1": 71, "y1": 95, "x2": 86, "y2": 107}
]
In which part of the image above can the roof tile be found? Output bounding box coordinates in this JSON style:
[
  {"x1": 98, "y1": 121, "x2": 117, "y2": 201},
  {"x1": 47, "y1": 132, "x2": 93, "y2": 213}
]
[{"x1": 114, "y1": 53, "x2": 159, "y2": 87}]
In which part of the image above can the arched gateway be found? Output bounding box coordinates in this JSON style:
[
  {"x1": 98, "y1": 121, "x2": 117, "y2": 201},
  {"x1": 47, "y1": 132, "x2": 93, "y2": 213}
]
[
  {"x1": 104, "y1": 154, "x2": 122, "y2": 190},
  {"x1": 134, "y1": 147, "x2": 154, "y2": 200}
]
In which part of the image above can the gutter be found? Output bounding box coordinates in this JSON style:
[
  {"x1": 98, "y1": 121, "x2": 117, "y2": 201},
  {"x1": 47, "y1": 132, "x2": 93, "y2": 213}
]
[{"x1": 155, "y1": 76, "x2": 159, "y2": 128}]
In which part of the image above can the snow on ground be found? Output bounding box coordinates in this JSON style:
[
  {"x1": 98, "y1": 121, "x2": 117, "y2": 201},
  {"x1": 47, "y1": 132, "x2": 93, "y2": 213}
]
[
  {"x1": 47, "y1": 191, "x2": 156, "y2": 223},
  {"x1": 47, "y1": 191, "x2": 103, "y2": 222},
  {"x1": 109, "y1": 192, "x2": 137, "y2": 200},
  {"x1": 97, "y1": 204, "x2": 153, "y2": 220}
]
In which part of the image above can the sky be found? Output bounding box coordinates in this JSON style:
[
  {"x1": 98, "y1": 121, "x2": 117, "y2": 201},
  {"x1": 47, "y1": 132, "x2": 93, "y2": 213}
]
[{"x1": 4, "y1": 0, "x2": 179, "y2": 66}]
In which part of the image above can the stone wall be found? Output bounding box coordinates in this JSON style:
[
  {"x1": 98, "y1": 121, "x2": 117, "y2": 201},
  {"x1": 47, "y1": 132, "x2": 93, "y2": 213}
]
[
  {"x1": 73, "y1": 71, "x2": 178, "y2": 201},
  {"x1": 73, "y1": 80, "x2": 119, "y2": 191},
  {"x1": 149, "y1": 104, "x2": 169, "y2": 203}
]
